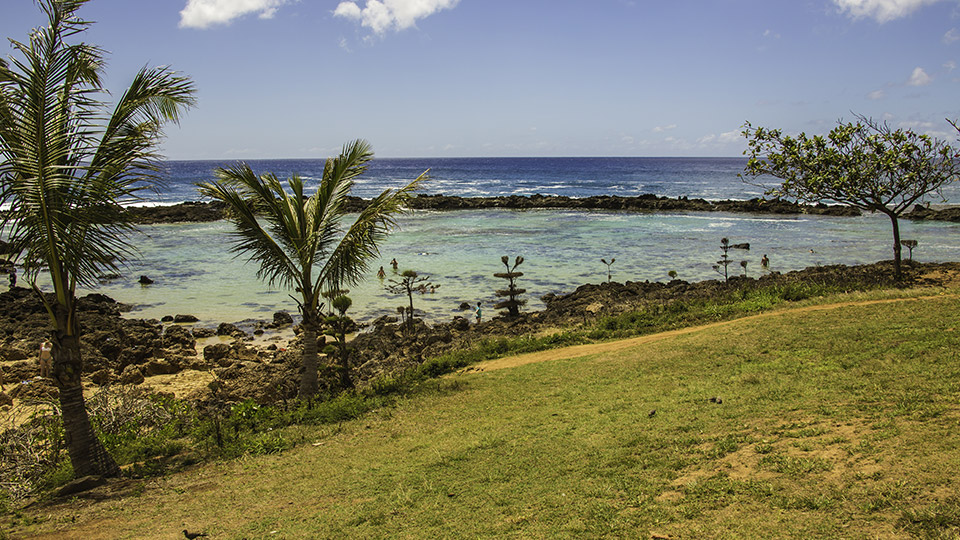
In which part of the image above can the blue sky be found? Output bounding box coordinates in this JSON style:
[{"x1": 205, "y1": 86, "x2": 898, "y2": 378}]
[{"x1": 2, "y1": 0, "x2": 958, "y2": 160}]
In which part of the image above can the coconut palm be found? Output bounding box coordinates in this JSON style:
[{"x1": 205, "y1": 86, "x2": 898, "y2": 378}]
[
  {"x1": 0, "y1": 0, "x2": 195, "y2": 477},
  {"x1": 198, "y1": 140, "x2": 426, "y2": 397}
]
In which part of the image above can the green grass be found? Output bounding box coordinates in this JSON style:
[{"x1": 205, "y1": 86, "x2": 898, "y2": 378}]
[{"x1": 7, "y1": 292, "x2": 960, "y2": 539}]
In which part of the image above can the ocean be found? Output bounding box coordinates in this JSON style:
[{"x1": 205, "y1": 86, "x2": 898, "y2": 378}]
[
  {"x1": 73, "y1": 157, "x2": 960, "y2": 326},
  {"x1": 155, "y1": 157, "x2": 771, "y2": 203}
]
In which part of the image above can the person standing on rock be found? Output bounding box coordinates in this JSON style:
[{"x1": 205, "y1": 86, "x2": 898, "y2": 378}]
[
  {"x1": 475, "y1": 302, "x2": 482, "y2": 324},
  {"x1": 8, "y1": 268, "x2": 15, "y2": 290},
  {"x1": 39, "y1": 341, "x2": 53, "y2": 378}
]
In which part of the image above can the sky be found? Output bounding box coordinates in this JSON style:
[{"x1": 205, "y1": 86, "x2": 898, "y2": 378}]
[{"x1": 1, "y1": 0, "x2": 958, "y2": 160}]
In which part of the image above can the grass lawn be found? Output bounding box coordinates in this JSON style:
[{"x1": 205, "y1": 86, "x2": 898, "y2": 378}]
[{"x1": 7, "y1": 293, "x2": 960, "y2": 539}]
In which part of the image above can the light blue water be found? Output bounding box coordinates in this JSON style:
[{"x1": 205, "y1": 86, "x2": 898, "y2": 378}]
[
  {"x1": 85, "y1": 207, "x2": 960, "y2": 327},
  {"x1": 12, "y1": 157, "x2": 954, "y2": 326}
]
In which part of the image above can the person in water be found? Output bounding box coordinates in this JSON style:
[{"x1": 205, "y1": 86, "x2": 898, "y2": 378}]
[
  {"x1": 377, "y1": 266, "x2": 386, "y2": 280},
  {"x1": 390, "y1": 258, "x2": 398, "y2": 272}
]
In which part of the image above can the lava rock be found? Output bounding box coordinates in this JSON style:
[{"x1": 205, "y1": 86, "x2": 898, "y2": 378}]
[
  {"x1": 119, "y1": 365, "x2": 145, "y2": 385},
  {"x1": 203, "y1": 343, "x2": 231, "y2": 362},
  {"x1": 272, "y1": 311, "x2": 293, "y2": 326},
  {"x1": 163, "y1": 325, "x2": 197, "y2": 351}
]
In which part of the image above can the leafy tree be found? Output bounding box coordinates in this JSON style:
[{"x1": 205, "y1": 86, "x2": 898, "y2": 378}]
[
  {"x1": 386, "y1": 269, "x2": 437, "y2": 333},
  {"x1": 198, "y1": 140, "x2": 426, "y2": 397},
  {"x1": 494, "y1": 255, "x2": 526, "y2": 317},
  {"x1": 0, "y1": 0, "x2": 195, "y2": 477},
  {"x1": 742, "y1": 116, "x2": 960, "y2": 280},
  {"x1": 900, "y1": 239, "x2": 918, "y2": 262}
]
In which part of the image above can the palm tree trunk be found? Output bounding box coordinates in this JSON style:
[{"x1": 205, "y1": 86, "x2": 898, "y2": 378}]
[
  {"x1": 52, "y1": 307, "x2": 120, "y2": 478},
  {"x1": 299, "y1": 315, "x2": 320, "y2": 398}
]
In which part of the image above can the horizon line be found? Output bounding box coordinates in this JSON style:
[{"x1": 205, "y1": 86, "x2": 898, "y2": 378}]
[{"x1": 162, "y1": 155, "x2": 748, "y2": 162}]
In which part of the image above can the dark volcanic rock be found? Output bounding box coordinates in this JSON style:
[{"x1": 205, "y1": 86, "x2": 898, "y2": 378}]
[
  {"x1": 905, "y1": 204, "x2": 960, "y2": 222},
  {"x1": 121, "y1": 195, "x2": 881, "y2": 224},
  {"x1": 128, "y1": 201, "x2": 226, "y2": 224},
  {"x1": 90, "y1": 369, "x2": 115, "y2": 386},
  {"x1": 272, "y1": 311, "x2": 293, "y2": 326},
  {"x1": 119, "y1": 365, "x2": 145, "y2": 385},
  {"x1": 9, "y1": 378, "x2": 58, "y2": 400},
  {"x1": 192, "y1": 327, "x2": 216, "y2": 339},
  {"x1": 216, "y1": 322, "x2": 246, "y2": 339},
  {"x1": 400, "y1": 194, "x2": 861, "y2": 217},
  {"x1": 203, "y1": 343, "x2": 231, "y2": 363},
  {"x1": 163, "y1": 325, "x2": 197, "y2": 352},
  {"x1": 144, "y1": 359, "x2": 180, "y2": 376}
]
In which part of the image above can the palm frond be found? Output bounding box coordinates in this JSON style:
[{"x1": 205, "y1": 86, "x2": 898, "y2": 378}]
[
  {"x1": 198, "y1": 166, "x2": 302, "y2": 290},
  {"x1": 0, "y1": 0, "x2": 195, "y2": 297},
  {"x1": 319, "y1": 169, "x2": 428, "y2": 291}
]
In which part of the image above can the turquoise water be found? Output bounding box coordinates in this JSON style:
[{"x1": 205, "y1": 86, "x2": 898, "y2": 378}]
[{"x1": 75, "y1": 208, "x2": 960, "y2": 327}]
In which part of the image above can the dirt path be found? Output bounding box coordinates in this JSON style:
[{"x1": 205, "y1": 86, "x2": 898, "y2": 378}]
[{"x1": 474, "y1": 293, "x2": 959, "y2": 373}]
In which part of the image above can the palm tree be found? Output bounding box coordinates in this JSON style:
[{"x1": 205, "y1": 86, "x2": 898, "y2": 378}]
[
  {"x1": 0, "y1": 0, "x2": 195, "y2": 477},
  {"x1": 197, "y1": 140, "x2": 426, "y2": 397}
]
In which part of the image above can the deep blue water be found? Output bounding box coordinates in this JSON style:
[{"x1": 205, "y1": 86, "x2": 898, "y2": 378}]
[{"x1": 153, "y1": 157, "x2": 771, "y2": 204}]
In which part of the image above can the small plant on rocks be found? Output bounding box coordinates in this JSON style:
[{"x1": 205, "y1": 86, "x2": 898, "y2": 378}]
[{"x1": 494, "y1": 256, "x2": 527, "y2": 318}]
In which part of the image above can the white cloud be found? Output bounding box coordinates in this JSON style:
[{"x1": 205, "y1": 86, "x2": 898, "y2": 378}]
[
  {"x1": 832, "y1": 0, "x2": 944, "y2": 23},
  {"x1": 179, "y1": 0, "x2": 290, "y2": 29},
  {"x1": 945, "y1": 28, "x2": 960, "y2": 44},
  {"x1": 653, "y1": 124, "x2": 677, "y2": 133},
  {"x1": 945, "y1": 60, "x2": 957, "y2": 71},
  {"x1": 867, "y1": 89, "x2": 886, "y2": 99},
  {"x1": 762, "y1": 29, "x2": 781, "y2": 39},
  {"x1": 697, "y1": 131, "x2": 741, "y2": 145},
  {"x1": 898, "y1": 120, "x2": 937, "y2": 130},
  {"x1": 717, "y1": 130, "x2": 741, "y2": 143},
  {"x1": 334, "y1": 0, "x2": 460, "y2": 35},
  {"x1": 908, "y1": 66, "x2": 933, "y2": 86}
]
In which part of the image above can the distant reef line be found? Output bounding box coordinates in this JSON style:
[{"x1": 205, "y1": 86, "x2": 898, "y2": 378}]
[{"x1": 125, "y1": 194, "x2": 960, "y2": 224}]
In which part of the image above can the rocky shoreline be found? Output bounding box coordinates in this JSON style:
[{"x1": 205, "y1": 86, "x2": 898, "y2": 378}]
[
  {"x1": 120, "y1": 194, "x2": 960, "y2": 224},
  {"x1": 2, "y1": 260, "x2": 957, "y2": 411},
  {"x1": 123, "y1": 195, "x2": 960, "y2": 225},
  {"x1": 124, "y1": 194, "x2": 870, "y2": 225}
]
